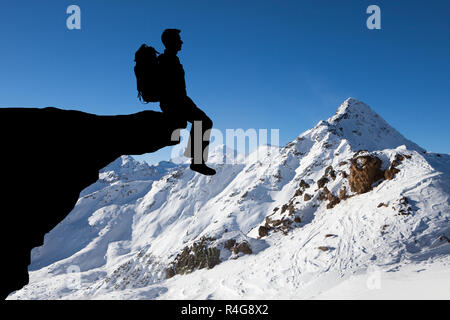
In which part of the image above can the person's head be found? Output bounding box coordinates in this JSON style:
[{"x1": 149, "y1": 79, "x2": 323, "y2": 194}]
[{"x1": 161, "y1": 29, "x2": 183, "y2": 52}]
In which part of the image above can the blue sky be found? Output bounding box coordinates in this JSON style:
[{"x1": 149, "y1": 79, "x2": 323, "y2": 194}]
[{"x1": 1, "y1": 0, "x2": 449, "y2": 164}]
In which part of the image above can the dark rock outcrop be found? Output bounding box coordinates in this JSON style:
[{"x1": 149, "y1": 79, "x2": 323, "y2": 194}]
[
  {"x1": 299, "y1": 179, "x2": 310, "y2": 190},
  {"x1": 326, "y1": 193, "x2": 340, "y2": 209},
  {"x1": 339, "y1": 186, "x2": 347, "y2": 200},
  {"x1": 258, "y1": 226, "x2": 269, "y2": 238},
  {"x1": 317, "y1": 176, "x2": 329, "y2": 188},
  {"x1": 325, "y1": 165, "x2": 336, "y2": 180},
  {"x1": 224, "y1": 239, "x2": 237, "y2": 250},
  {"x1": 349, "y1": 155, "x2": 384, "y2": 194},
  {"x1": 232, "y1": 241, "x2": 253, "y2": 255},
  {"x1": 166, "y1": 237, "x2": 220, "y2": 277},
  {"x1": 320, "y1": 187, "x2": 340, "y2": 209},
  {"x1": 384, "y1": 154, "x2": 405, "y2": 180},
  {"x1": 0, "y1": 107, "x2": 186, "y2": 298}
]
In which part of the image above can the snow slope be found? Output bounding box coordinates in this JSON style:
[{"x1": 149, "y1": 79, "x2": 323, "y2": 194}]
[{"x1": 8, "y1": 98, "x2": 450, "y2": 300}]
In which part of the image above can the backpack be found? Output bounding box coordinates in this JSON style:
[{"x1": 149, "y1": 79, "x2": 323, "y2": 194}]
[{"x1": 134, "y1": 44, "x2": 160, "y2": 103}]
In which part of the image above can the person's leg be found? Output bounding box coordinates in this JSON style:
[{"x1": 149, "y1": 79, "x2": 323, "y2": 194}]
[
  {"x1": 182, "y1": 97, "x2": 212, "y2": 161},
  {"x1": 160, "y1": 97, "x2": 215, "y2": 175},
  {"x1": 182, "y1": 98, "x2": 213, "y2": 163},
  {"x1": 182, "y1": 97, "x2": 215, "y2": 175}
]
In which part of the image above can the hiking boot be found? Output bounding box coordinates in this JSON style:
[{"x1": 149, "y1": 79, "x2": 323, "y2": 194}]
[{"x1": 190, "y1": 163, "x2": 216, "y2": 176}]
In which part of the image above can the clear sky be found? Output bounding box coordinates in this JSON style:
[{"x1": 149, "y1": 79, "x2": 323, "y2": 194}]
[{"x1": 1, "y1": 0, "x2": 449, "y2": 164}]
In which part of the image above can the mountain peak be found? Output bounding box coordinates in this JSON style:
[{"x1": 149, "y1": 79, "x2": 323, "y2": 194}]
[
  {"x1": 331, "y1": 98, "x2": 424, "y2": 152},
  {"x1": 294, "y1": 98, "x2": 425, "y2": 153},
  {"x1": 100, "y1": 155, "x2": 143, "y2": 173},
  {"x1": 332, "y1": 97, "x2": 375, "y2": 121},
  {"x1": 96, "y1": 155, "x2": 163, "y2": 184}
]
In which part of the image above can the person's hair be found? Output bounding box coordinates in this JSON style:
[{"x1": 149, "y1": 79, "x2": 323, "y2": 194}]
[{"x1": 161, "y1": 29, "x2": 181, "y2": 48}]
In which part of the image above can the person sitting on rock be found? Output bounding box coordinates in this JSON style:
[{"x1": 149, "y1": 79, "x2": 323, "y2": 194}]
[{"x1": 158, "y1": 28, "x2": 216, "y2": 176}]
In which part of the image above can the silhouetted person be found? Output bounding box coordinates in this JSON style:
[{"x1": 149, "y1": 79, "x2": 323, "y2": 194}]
[{"x1": 158, "y1": 29, "x2": 216, "y2": 176}]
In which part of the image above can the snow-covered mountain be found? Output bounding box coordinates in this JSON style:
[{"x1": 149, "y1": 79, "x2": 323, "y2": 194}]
[{"x1": 9, "y1": 98, "x2": 450, "y2": 299}]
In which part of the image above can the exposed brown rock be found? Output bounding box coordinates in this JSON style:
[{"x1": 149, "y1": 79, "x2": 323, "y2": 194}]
[
  {"x1": 258, "y1": 226, "x2": 269, "y2": 237},
  {"x1": 265, "y1": 216, "x2": 272, "y2": 226},
  {"x1": 318, "y1": 190, "x2": 327, "y2": 201},
  {"x1": 349, "y1": 155, "x2": 384, "y2": 194},
  {"x1": 224, "y1": 239, "x2": 237, "y2": 250},
  {"x1": 304, "y1": 193, "x2": 312, "y2": 201},
  {"x1": 171, "y1": 237, "x2": 221, "y2": 276},
  {"x1": 384, "y1": 166, "x2": 400, "y2": 180},
  {"x1": 294, "y1": 216, "x2": 301, "y2": 223},
  {"x1": 271, "y1": 219, "x2": 282, "y2": 227},
  {"x1": 299, "y1": 179, "x2": 310, "y2": 189},
  {"x1": 233, "y1": 241, "x2": 252, "y2": 255},
  {"x1": 317, "y1": 176, "x2": 329, "y2": 188},
  {"x1": 325, "y1": 166, "x2": 336, "y2": 180},
  {"x1": 317, "y1": 186, "x2": 340, "y2": 208},
  {"x1": 339, "y1": 186, "x2": 347, "y2": 200},
  {"x1": 392, "y1": 196, "x2": 412, "y2": 215},
  {"x1": 377, "y1": 202, "x2": 388, "y2": 208},
  {"x1": 279, "y1": 202, "x2": 296, "y2": 215},
  {"x1": 318, "y1": 246, "x2": 329, "y2": 252},
  {"x1": 288, "y1": 204, "x2": 296, "y2": 216},
  {"x1": 294, "y1": 188, "x2": 303, "y2": 197},
  {"x1": 166, "y1": 267, "x2": 176, "y2": 279},
  {"x1": 399, "y1": 196, "x2": 408, "y2": 205},
  {"x1": 384, "y1": 154, "x2": 405, "y2": 180},
  {"x1": 326, "y1": 193, "x2": 340, "y2": 209}
]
